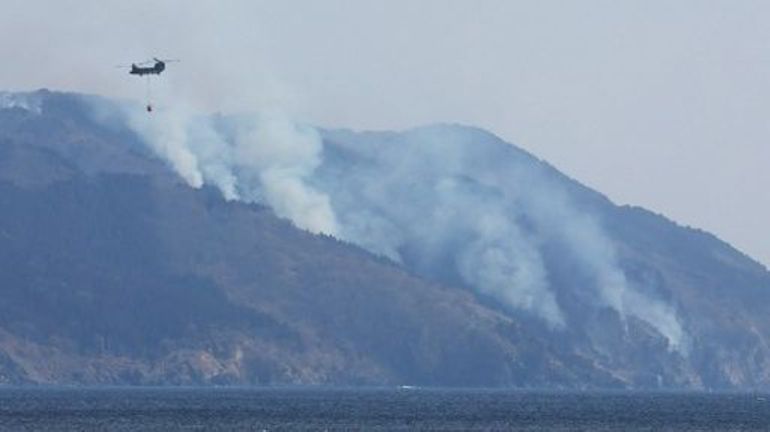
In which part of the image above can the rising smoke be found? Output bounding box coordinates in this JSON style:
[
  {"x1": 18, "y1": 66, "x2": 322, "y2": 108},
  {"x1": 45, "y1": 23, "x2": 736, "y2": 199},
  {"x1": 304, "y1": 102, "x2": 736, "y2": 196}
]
[
  {"x1": 0, "y1": 91, "x2": 43, "y2": 114},
  {"x1": 315, "y1": 125, "x2": 687, "y2": 352},
  {"x1": 121, "y1": 103, "x2": 339, "y2": 236},
  {"x1": 102, "y1": 100, "x2": 687, "y2": 353}
]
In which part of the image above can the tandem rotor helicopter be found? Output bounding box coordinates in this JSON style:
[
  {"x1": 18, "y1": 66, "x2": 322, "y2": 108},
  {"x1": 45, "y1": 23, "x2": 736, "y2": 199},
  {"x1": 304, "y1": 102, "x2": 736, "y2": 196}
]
[{"x1": 116, "y1": 57, "x2": 179, "y2": 112}]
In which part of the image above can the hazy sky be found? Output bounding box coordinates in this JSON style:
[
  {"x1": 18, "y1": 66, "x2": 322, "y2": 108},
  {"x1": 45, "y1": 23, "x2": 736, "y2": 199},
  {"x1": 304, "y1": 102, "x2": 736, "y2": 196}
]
[{"x1": 2, "y1": 0, "x2": 768, "y2": 266}]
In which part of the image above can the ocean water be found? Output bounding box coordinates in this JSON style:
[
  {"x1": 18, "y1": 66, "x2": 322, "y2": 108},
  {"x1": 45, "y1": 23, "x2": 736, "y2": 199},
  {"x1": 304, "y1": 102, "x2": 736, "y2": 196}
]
[{"x1": 0, "y1": 388, "x2": 768, "y2": 431}]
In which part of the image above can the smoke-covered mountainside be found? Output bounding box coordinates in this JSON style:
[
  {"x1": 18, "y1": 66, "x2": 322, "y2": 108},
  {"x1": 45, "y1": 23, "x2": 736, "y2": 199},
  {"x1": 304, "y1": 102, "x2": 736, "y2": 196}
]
[{"x1": 0, "y1": 90, "x2": 769, "y2": 389}]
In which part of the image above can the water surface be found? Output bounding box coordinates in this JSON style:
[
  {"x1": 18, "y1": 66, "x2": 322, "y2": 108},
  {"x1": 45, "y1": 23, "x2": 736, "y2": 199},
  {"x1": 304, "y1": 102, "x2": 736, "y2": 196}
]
[{"x1": 0, "y1": 387, "x2": 768, "y2": 431}]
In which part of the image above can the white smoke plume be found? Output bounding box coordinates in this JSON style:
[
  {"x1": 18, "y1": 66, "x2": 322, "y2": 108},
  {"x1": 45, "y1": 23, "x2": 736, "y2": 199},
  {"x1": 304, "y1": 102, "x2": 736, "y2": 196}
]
[
  {"x1": 100, "y1": 99, "x2": 686, "y2": 352},
  {"x1": 120, "y1": 102, "x2": 339, "y2": 236},
  {"x1": 314, "y1": 125, "x2": 687, "y2": 351},
  {"x1": 231, "y1": 112, "x2": 339, "y2": 235},
  {"x1": 0, "y1": 91, "x2": 43, "y2": 114},
  {"x1": 126, "y1": 106, "x2": 204, "y2": 189},
  {"x1": 522, "y1": 181, "x2": 687, "y2": 350}
]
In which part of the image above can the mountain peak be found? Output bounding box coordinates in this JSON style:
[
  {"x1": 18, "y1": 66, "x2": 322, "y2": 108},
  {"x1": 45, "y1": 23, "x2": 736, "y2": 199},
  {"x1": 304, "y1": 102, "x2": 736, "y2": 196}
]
[{"x1": 1, "y1": 90, "x2": 769, "y2": 389}]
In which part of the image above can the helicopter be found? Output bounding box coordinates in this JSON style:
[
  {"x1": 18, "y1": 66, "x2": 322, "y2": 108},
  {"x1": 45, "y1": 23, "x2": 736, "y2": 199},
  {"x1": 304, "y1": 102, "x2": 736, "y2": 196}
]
[
  {"x1": 128, "y1": 58, "x2": 178, "y2": 76},
  {"x1": 117, "y1": 58, "x2": 179, "y2": 112}
]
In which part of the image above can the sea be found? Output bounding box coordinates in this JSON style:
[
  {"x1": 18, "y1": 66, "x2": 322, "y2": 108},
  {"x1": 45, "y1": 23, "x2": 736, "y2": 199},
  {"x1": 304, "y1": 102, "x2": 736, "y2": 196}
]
[{"x1": 0, "y1": 387, "x2": 768, "y2": 431}]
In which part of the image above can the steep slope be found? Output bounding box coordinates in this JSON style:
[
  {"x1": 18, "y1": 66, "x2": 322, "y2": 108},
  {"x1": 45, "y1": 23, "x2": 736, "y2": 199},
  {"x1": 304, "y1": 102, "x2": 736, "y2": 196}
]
[
  {"x1": 317, "y1": 125, "x2": 770, "y2": 389},
  {"x1": 605, "y1": 205, "x2": 770, "y2": 387},
  {"x1": 0, "y1": 91, "x2": 617, "y2": 387},
  {"x1": 1, "y1": 90, "x2": 769, "y2": 389}
]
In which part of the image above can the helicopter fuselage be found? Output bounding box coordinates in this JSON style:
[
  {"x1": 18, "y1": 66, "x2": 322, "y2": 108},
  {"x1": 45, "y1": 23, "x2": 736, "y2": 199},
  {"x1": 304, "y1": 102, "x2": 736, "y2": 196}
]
[{"x1": 130, "y1": 61, "x2": 165, "y2": 76}]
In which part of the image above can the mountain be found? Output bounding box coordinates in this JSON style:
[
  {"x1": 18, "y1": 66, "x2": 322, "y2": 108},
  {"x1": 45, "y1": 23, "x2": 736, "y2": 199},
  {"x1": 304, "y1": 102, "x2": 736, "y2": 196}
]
[{"x1": 0, "y1": 89, "x2": 768, "y2": 389}]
